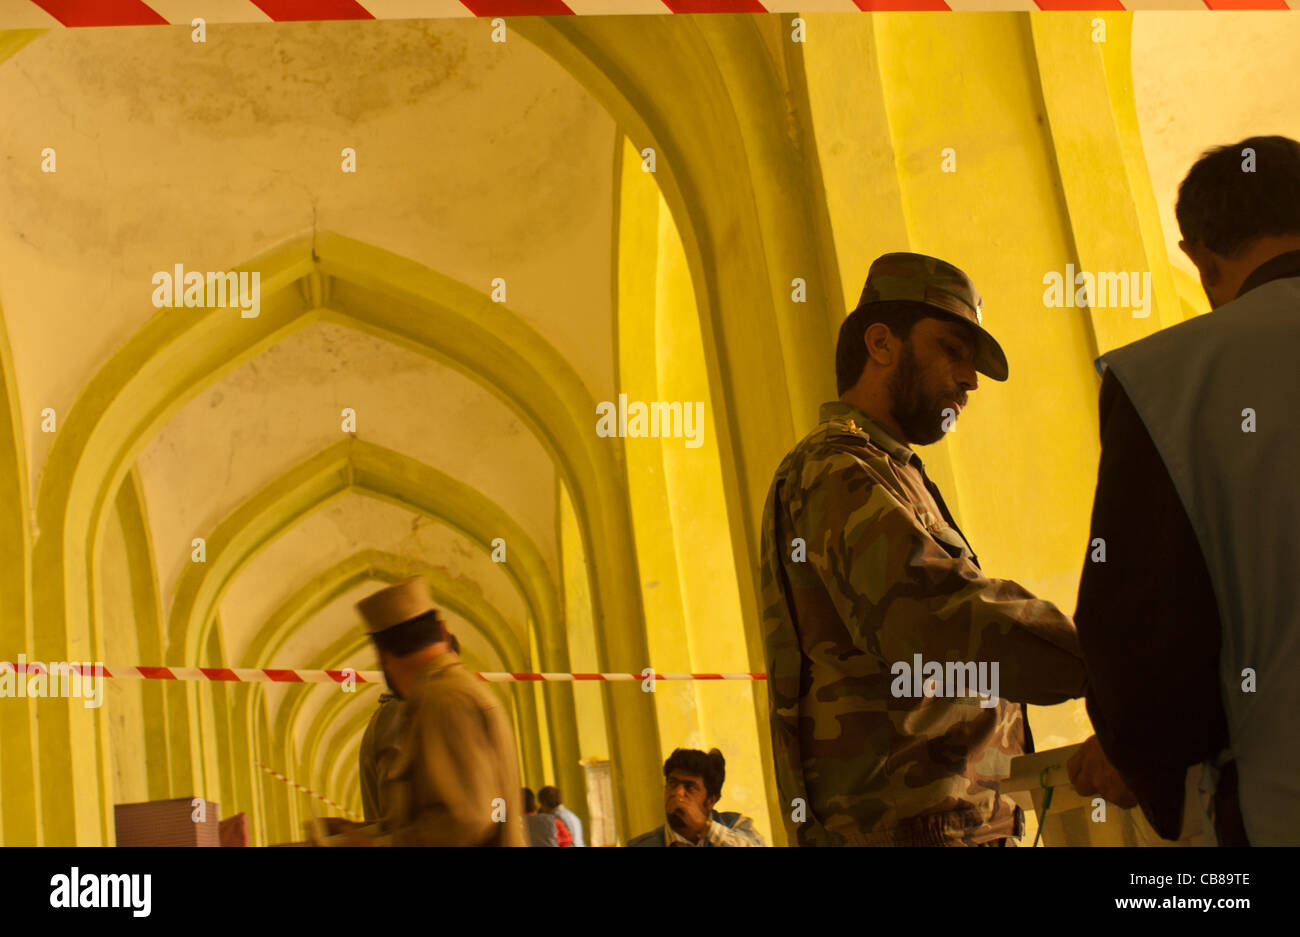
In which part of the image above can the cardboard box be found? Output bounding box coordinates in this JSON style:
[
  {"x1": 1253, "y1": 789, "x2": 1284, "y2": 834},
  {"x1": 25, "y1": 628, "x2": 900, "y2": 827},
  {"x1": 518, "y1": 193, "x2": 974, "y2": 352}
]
[{"x1": 114, "y1": 797, "x2": 220, "y2": 847}]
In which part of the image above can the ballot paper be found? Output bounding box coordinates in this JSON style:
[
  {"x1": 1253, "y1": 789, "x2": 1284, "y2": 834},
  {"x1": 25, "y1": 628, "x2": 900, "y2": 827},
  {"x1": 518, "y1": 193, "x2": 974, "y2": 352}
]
[{"x1": 1004, "y1": 744, "x2": 1204, "y2": 846}]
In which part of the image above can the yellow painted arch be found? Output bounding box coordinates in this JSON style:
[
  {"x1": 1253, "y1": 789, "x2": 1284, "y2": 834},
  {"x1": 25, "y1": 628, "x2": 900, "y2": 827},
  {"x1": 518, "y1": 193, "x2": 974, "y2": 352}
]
[
  {"x1": 31, "y1": 230, "x2": 663, "y2": 841},
  {"x1": 311, "y1": 639, "x2": 514, "y2": 825},
  {"x1": 0, "y1": 295, "x2": 37, "y2": 844},
  {"x1": 516, "y1": 17, "x2": 844, "y2": 836},
  {"x1": 163, "y1": 439, "x2": 572, "y2": 828},
  {"x1": 173, "y1": 445, "x2": 554, "y2": 734},
  {"x1": 258, "y1": 552, "x2": 543, "y2": 804}
]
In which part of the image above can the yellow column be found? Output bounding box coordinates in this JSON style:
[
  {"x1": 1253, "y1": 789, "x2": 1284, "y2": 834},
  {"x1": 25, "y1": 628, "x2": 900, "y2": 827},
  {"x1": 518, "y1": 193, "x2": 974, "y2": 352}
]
[
  {"x1": 527, "y1": 622, "x2": 556, "y2": 787},
  {"x1": 0, "y1": 301, "x2": 38, "y2": 845},
  {"x1": 1030, "y1": 12, "x2": 1184, "y2": 343},
  {"x1": 616, "y1": 139, "x2": 702, "y2": 773},
  {"x1": 653, "y1": 185, "x2": 770, "y2": 843},
  {"x1": 559, "y1": 481, "x2": 607, "y2": 835}
]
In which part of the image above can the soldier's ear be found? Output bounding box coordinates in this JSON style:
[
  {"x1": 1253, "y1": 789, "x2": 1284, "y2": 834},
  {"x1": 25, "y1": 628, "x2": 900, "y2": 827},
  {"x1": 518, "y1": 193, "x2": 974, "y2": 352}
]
[{"x1": 863, "y1": 322, "x2": 895, "y2": 368}]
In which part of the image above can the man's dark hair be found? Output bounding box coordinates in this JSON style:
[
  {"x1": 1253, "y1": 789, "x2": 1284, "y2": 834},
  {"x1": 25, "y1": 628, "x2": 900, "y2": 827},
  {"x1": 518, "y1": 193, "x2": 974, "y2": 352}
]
[
  {"x1": 448, "y1": 632, "x2": 461, "y2": 655},
  {"x1": 371, "y1": 610, "x2": 446, "y2": 657},
  {"x1": 522, "y1": 788, "x2": 537, "y2": 813},
  {"x1": 538, "y1": 786, "x2": 561, "y2": 810},
  {"x1": 663, "y1": 748, "x2": 726, "y2": 801},
  {"x1": 836, "y1": 300, "x2": 934, "y2": 395},
  {"x1": 1176, "y1": 135, "x2": 1300, "y2": 257}
]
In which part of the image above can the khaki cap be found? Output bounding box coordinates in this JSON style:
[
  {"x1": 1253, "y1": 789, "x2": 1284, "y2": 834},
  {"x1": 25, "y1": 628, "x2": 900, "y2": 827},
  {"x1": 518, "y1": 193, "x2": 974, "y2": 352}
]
[{"x1": 356, "y1": 576, "x2": 436, "y2": 635}]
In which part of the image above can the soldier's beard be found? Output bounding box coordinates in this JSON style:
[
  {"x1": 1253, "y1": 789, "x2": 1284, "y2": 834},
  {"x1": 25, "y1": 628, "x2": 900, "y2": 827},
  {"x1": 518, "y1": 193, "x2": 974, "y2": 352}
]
[{"x1": 889, "y1": 341, "x2": 956, "y2": 446}]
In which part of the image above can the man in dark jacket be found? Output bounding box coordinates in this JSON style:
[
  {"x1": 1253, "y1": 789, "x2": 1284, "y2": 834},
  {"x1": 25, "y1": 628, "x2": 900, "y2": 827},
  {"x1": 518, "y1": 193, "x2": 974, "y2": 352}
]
[{"x1": 1069, "y1": 135, "x2": 1300, "y2": 847}]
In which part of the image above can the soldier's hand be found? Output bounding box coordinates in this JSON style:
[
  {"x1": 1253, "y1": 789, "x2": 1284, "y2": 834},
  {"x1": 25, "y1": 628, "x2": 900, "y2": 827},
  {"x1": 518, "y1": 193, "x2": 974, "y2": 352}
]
[{"x1": 1068, "y1": 735, "x2": 1138, "y2": 808}]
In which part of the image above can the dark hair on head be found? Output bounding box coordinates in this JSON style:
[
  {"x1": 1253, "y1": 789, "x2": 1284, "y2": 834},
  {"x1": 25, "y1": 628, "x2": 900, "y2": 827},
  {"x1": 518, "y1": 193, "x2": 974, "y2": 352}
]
[
  {"x1": 836, "y1": 300, "x2": 934, "y2": 395},
  {"x1": 538, "y1": 786, "x2": 561, "y2": 809},
  {"x1": 663, "y1": 748, "x2": 726, "y2": 801},
  {"x1": 1176, "y1": 135, "x2": 1300, "y2": 257},
  {"x1": 371, "y1": 610, "x2": 446, "y2": 657},
  {"x1": 522, "y1": 788, "x2": 537, "y2": 813},
  {"x1": 448, "y1": 632, "x2": 461, "y2": 655}
]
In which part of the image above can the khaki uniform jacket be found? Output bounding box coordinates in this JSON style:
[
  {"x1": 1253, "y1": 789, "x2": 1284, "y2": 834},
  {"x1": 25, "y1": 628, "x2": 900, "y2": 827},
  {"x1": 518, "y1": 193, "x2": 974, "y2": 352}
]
[
  {"x1": 374, "y1": 653, "x2": 526, "y2": 846},
  {"x1": 359, "y1": 693, "x2": 406, "y2": 824}
]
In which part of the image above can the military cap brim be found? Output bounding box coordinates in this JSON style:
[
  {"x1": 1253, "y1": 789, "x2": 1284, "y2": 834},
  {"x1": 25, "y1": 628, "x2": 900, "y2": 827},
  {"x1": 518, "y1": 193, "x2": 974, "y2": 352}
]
[{"x1": 855, "y1": 251, "x2": 1010, "y2": 382}]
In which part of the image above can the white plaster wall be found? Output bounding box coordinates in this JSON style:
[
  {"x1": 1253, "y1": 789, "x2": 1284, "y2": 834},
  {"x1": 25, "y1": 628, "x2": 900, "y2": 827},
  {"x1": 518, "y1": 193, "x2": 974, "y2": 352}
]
[
  {"x1": 217, "y1": 491, "x2": 530, "y2": 666},
  {"x1": 0, "y1": 17, "x2": 616, "y2": 539},
  {"x1": 1133, "y1": 13, "x2": 1300, "y2": 281},
  {"x1": 137, "y1": 320, "x2": 557, "y2": 617}
]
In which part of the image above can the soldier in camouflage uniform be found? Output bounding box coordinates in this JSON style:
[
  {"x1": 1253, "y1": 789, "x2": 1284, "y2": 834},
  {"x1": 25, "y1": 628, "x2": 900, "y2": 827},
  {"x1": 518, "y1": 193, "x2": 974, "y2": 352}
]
[{"x1": 760, "y1": 253, "x2": 1089, "y2": 846}]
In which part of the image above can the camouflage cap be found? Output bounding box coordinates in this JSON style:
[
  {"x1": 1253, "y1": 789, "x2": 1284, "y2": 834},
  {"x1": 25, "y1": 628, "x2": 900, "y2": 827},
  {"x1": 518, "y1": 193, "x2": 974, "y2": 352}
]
[{"x1": 854, "y1": 252, "x2": 1009, "y2": 381}]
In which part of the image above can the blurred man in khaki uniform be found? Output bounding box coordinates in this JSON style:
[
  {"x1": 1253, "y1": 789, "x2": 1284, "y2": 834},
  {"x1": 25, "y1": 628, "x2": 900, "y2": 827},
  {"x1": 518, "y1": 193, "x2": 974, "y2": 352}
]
[
  {"x1": 324, "y1": 576, "x2": 525, "y2": 845},
  {"x1": 358, "y1": 692, "x2": 405, "y2": 825},
  {"x1": 358, "y1": 632, "x2": 461, "y2": 824}
]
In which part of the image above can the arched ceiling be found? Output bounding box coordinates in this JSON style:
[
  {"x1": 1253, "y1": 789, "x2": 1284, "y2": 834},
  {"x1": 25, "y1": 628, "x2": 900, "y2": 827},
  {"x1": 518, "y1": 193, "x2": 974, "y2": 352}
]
[
  {"x1": 218, "y1": 493, "x2": 528, "y2": 663},
  {"x1": 0, "y1": 17, "x2": 621, "y2": 793},
  {"x1": 141, "y1": 321, "x2": 553, "y2": 622},
  {"x1": 0, "y1": 16, "x2": 618, "y2": 520}
]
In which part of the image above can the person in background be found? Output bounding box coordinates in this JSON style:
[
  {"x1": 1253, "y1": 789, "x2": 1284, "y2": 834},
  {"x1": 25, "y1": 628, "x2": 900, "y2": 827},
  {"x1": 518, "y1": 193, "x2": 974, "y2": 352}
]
[
  {"x1": 1069, "y1": 135, "x2": 1300, "y2": 846},
  {"x1": 344, "y1": 577, "x2": 524, "y2": 845},
  {"x1": 359, "y1": 633, "x2": 461, "y2": 825},
  {"x1": 626, "y1": 748, "x2": 765, "y2": 847},
  {"x1": 538, "y1": 786, "x2": 585, "y2": 847},
  {"x1": 523, "y1": 788, "x2": 559, "y2": 847}
]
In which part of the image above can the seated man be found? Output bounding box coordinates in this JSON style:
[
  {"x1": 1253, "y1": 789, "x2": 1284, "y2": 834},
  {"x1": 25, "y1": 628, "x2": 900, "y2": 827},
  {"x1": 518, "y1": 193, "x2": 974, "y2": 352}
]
[{"x1": 626, "y1": 748, "x2": 766, "y2": 847}]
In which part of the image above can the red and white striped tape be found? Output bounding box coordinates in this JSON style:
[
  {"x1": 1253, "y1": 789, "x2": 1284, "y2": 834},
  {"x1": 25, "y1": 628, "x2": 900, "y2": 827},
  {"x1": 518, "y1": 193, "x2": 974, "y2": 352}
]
[
  {"x1": 0, "y1": 661, "x2": 766, "y2": 683},
  {"x1": 255, "y1": 761, "x2": 363, "y2": 821},
  {"x1": 4, "y1": 0, "x2": 1293, "y2": 29}
]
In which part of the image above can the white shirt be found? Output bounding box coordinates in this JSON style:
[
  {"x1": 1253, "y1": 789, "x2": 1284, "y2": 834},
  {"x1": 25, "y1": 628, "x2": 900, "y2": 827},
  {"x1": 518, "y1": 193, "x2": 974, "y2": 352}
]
[{"x1": 664, "y1": 812, "x2": 765, "y2": 846}]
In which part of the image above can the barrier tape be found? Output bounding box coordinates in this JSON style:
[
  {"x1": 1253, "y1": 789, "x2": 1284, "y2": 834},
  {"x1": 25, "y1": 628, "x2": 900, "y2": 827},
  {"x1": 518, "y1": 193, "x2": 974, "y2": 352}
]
[
  {"x1": 10, "y1": 0, "x2": 1294, "y2": 29},
  {"x1": 255, "y1": 761, "x2": 363, "y2": 822},
  {"x1": 0, "y1": 662, "x2": 766, "y2": 683}
]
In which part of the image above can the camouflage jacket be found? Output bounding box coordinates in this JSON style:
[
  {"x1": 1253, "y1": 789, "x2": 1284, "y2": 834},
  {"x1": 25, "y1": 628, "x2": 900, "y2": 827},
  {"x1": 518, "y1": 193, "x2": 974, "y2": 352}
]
[{"x1": 760, "y1": 401, "x2": 1088, "y2": 845}]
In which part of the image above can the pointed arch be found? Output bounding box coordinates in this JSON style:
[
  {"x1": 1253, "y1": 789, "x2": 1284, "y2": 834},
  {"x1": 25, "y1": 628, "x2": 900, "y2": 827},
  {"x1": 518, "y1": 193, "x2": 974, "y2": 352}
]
[
  {"x1": 31, "y1": 231, "x2": 659, "y2": 842},
  {"x1": 165, "y1": 439, "x2": 565, "y2": 813},
  {"x1": 514, "y1": 17, "x2": 843, "y2": 838}
]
